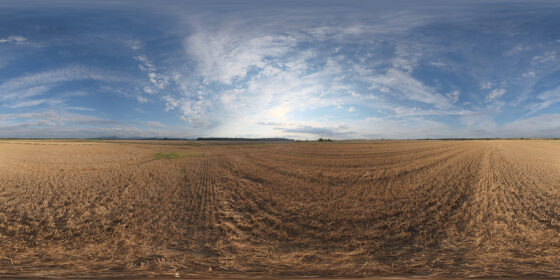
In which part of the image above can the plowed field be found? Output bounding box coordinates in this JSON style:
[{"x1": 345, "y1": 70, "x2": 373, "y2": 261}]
[{"x1": 0, "y1": 140, "x2": 559, "y2": 278}]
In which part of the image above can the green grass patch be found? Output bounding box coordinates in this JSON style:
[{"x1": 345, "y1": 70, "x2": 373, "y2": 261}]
[{"x1": 154, "y1": 152, "x2": 203, "y2": 159}]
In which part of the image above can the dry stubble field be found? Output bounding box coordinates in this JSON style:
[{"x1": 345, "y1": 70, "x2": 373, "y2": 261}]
[{"x1": 0, "y1": 139, "x2": 559, "y2": 278}]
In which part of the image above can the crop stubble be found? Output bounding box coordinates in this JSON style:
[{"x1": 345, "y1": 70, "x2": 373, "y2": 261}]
[{"x1": 0, "y1": 139, "x2": 559, "y2": 278}]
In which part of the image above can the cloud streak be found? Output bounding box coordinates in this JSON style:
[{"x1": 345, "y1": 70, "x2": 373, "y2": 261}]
[{"x1": 0, "y1": 66, "x2": 128, "y2": 94}]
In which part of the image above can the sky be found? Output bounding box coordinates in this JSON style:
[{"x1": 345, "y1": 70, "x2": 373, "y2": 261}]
[{"x1": 0, "y1": 0, "x2": 559, "y2": 139}]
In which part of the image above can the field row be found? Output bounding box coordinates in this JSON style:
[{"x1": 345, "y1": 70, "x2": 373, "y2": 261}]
[{"x1": 0, "y1": 140, "x2": 559, "y2": 277}]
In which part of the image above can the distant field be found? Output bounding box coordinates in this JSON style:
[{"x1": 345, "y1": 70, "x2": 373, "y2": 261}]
[{"x1": 0, "y1": 139, "x2": 559, "y2": 278}]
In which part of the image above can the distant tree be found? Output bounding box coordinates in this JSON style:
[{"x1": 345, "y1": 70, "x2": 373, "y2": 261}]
[{"x1": 318, "y1": 138, "x2": 324, "y2": 142}]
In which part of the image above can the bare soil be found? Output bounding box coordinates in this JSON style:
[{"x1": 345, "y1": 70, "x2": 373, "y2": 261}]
[{"x1": 0, "y1": 139, "x2": 559, "y2": 278}]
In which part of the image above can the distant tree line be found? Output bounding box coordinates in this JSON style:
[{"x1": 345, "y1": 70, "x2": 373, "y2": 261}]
[{"x1": 196, "y1": 137, "x2": 294, "y2": 142}]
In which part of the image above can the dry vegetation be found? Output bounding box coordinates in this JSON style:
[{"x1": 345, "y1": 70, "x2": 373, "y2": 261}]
[{"x1": 0, "y1": 139, "x2": 559, "y2": 278}]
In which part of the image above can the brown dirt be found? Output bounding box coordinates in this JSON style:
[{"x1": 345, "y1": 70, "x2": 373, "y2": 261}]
[{"x1": 0, "y1": 139, "x2": 559, "y2": 278}]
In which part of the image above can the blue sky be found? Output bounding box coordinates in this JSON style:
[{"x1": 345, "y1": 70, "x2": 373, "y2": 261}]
[{"x1": 0, "y1": 0, "x2": 559, "y2": 139}]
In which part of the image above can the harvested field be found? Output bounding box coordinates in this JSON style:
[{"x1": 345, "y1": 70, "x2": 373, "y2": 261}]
[{"x1": 0, "y1": 139, "x2": 559, "y2": 278}]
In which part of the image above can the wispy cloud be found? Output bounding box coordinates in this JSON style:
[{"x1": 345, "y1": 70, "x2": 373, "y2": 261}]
[
  {"x1": 532, "y1": 51, "x2": 556, "y2": 64},
  {"x1": 136, "y1": 95, "x2": 149, "y2": 103},
  {"x1": 367, "y1": 69, "x2": 451, "y2": 108},
  {"x1": 502, "y1": 114, "x2": 560, "y2": 137},
  {"x1": 504, "y1": 44, "x2": 531, "y2": 56},
  {"x1": 447, "y1": 90, "x2": 460, "y2": 103},
  {"x1": 0, "y1": 36, "x2": 29, "y2": 45},
  {"x1": 7, "y1": 98, "x2": 62, "y2": 108},
  {"x1": 0, "y1": 110, "x2": 116, "y2": 125},
  {"x1": 526, "y1": 85, "x2": 560, "y2": 115},
  {"x1": 0, "y1": 85, "x2": 51, "y2": 102},
  {"x1": 162, "y1": 95, "x2": 179, "y2": 111},
  {"x1": 186, "y1": 29, "x2": 297, "y2": 84},
  {"x1": 134, "y1": 55, "x2": 170, "y2": 92},
  {"x1": 175, "y1": 8, "x2": 538, "y2": 138},
  {"x1": 0, "y1": 67, "x2": 136, "y2": 113},
  {"x1": 480, "y1": 82, "x2": 494, "y2": 90},
  {"x1": 62, "y1": 91, "x2": 89, "y2": 97},
  {"x1": 0, "y1": 66, "x2": 128, "y2": 94},
  {"x1": 65, "y1": 106, "x2": 95, "y2": 111},
  {"x1": 487, "y1": 88, "x2": 506, "y2": 101},
  {"x1": 124, "y1": 39, "x2": 142, "y2": 50}
]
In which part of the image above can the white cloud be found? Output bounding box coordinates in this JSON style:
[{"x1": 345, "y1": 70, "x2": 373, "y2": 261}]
[
  {"x1": 0, "y1": 67, "x2": 138, "y2": 120},
  {"x1": 186, "y1": 28, "x2": 296, "y2": 84},
  {"x1": 178, "y1": 29, "x2": 344, "y2": 132},
  {"x1": 526, "y1": 85, "x2": 560, "y2": 115},
  {"x1": 0, "y1": 110, "x2": 167, "y2": 139},
  {"x1": 143, "y1": 86, "x2": 154, "y2": 94},
  {"x1": 0, "y1": 36, "x2": 28, "y2": 45},
  {"x1": 65, "y1": 106, "x2": 95, "y2": 111},
  {"x1": 179, "y1": 91, "x2": 215, "y2": 127},
  {"x1": 502, "y1": 114, "x2": 560, "y2": 137},
  {"x1": 487, "y1": 88, "x2": 506, "y2": 100},
  {"x1": 58, "y1": 112, "x2": 116, "y2": 125},
  {"x1": 124, "y1": 39, "x2": 142, "y2": 50},
  {"x1": 392, "y1": 56, "x2": 416, "y2": 73},
  {"x1": 0, "y1": 85, "x2": 51, "y2": 102},
  {"x1": 173, "y1": 13, "x2": 459, "y2": 137},
  {"x1": 164, "y1": 10, "x2": 556, "y2": 139},
  {"x1": 62, "y1": 91, "x2": 89, "y2": 97},
  {"x1": 538, "y1": 86, "x2": 560, "y2": 102},
  {"x1": 175, "y1": 17, "x2": 474, "y2": 138},
  {"x1": 0, "y1": 67, "x2": 137, "y2": 112},
  {"x1": 393, "y1": 42, "x2": 425, "y2": 73},
  {"x1": 0, "y1": 66, "x2": 127, "y2": 94},
  {"x1": 162, "y1": 95, "x2": 179, "y2": 111},
  {"x1": 379, "y1": 86, "x2": 390, "y2": 93},
  {"x1": 504, "y1": 44, "x2": 531, "y2": 56},
  {"x1": 447, "y1": 90, "x2": 460, "y2": 103},
  {"x1": 8, "y1": 98, "x2": 63, "y2": 108},
  {"x1": 0, "y1": 110, "x2": 115, "y2": 126},
  {"x1": 367, "y1": 69, "x2": 451, "y2": 108},
  {"x1": 480, "y1": 81, "x2": 494, "y2": 90},
  {"x1": 134, "y1": 55, "x2": 169, "y2": 90},
  {"x1": 431, "y1": 61, "x2": 447, "y2": 68},
  {"x1": 521, "y1": 71, "x2": 536, "y2": 78},
  {"x1": 532, "y1": 51, "x2": 556, "y2": 64},
  {"x1": 136, "y1": 95, "x2": 148, "y2": 103},
  {"x1": 305, "y1": 25, "x2": 368, "y2": 40}
]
